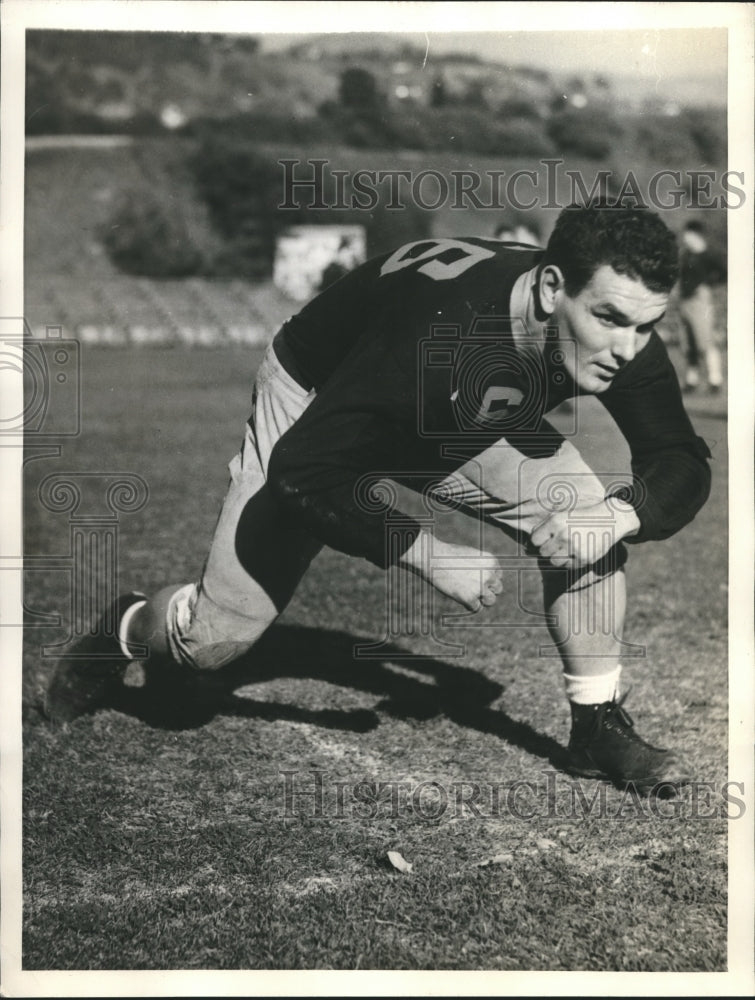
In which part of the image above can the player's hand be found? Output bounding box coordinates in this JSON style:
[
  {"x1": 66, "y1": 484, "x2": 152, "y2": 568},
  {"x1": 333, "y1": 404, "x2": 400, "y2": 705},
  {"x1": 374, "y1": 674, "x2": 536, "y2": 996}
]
[
  {"x1": 531, "y1": 499, "x2": 640, "y2": 569},
  {"x1": 400, "y1": 531, "x2": 503, "y2": 612}
]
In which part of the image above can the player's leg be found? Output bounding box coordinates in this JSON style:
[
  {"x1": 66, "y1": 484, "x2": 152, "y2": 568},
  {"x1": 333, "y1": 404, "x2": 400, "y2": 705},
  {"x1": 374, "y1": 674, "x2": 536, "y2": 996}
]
[
  {"x1": 433, "y1": 436, "x2": 627, "y2": 695},
  {"x1": 540, "y1": 559, "x2": 690, "y2": 791},
  {"x1": 679, "y1": 302, "x2": 700, "y2": 391},
  {"x1": 124, "y1": 451, "x2": 322, "y2": 675},
  {"x1": 44, "y1": 344, "x2": 322, "y2": 721},
  {"x1": 541, "y1": 557, "x2": 626, "y2": 681},
  {"x1": 688, "y1": 286, "x2": 722, "y2": 392},
  {"x1": 124, "y1": 344, "x2": 324, "y2": 672},
  {"x1": 435, "y1": 436, "x2": 691, "y2": 792}
]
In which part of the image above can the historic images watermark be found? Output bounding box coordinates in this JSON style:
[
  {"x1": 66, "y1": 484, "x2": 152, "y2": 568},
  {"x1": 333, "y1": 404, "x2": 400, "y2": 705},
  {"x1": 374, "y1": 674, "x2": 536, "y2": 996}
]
[
  {"x1": 0, "y1": 319, "x2": 80, "y2": 438},
  {"x1": 4, "y1": 316, "x2": 150, "y2": 654},
  {"x1": 279, "y1": 158, "x2": 746, "y2": 213},
  {"x1": 280, "y1": 769, "x2": 746, "y2": 821}
]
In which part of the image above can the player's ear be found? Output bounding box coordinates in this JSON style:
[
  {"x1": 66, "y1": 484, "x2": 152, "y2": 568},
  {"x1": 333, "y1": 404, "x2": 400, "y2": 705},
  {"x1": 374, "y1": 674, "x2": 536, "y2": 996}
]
[{"x1": 538, "y1": 264, "x2": 564, "y2": 316}]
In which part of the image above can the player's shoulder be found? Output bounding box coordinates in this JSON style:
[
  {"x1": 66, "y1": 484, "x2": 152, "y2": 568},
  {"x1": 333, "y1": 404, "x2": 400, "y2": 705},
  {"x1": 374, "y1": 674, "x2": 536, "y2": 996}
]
[
  {"x1": 607, "y1": 329, "x2": 675, "y2": 391},
  {"x1": 297, "y1": 236, "x2": 541, "y2": 328},
  {"x1": 374, "y1": 236, "x2": 541, "y2": 289}
]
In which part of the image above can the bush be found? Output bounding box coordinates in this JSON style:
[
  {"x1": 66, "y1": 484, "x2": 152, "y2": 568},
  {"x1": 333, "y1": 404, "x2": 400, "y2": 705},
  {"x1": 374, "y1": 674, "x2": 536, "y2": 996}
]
[
  {"x1": 189, "y1": 130, "x2": 281, "y2": 275},
  {"x1": 495, "y1": 118, "x2": 556, "y2": 157},
  {"x1": 630, "y1": 109, "x2": 726, "y2": 168},
  {"x1": 368, "y1": 110, "x2": 432, "y2": 150},
  {"x1": 498, "y1": 97, "x2": 543, "y2": 120},
  {"x1": 339, "y1": 67, "x2": 381, "y2": 110},
  {"x1": 363, "y1": 203, "x2": 434, "y2": 258},
  {"x1": 187, "y1": 125, "x2": 433, "y2": 273},
  {"x1": 682, "y1": 107, "x2": 726, "y2": 165},
  {"x1": 315, "y1": 102, "x2": 553, "y2": 157},
  {"x1": 547, "y1": 108, "x2": 620, "y2": 160},
  {"x1": 317, "y1": 102, "x2": 391, "y2": 149},
  {"x1": 633, "y1": 115, "x2": 699, "y2": 166},
  {"x1": 102, "y1": 189, "x2": 204, "y2": 278}
]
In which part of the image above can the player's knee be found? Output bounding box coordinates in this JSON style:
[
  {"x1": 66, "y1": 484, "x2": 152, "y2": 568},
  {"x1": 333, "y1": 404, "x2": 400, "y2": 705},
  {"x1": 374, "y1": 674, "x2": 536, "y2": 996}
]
[
  {"x1": 166, "y1": 583, "x2": 270, "y2": 672},
  {"x1": 170, "y1": 618, "x2": 269, "y2": 672},
  {"x1": 538, "y1": 542, "x2": 628, "y2": 596},
  {"x1": 174, "y1": 635, "x2": 259, "y2": 672},
  {"x1": 266, "y1": 442, "x2": 302, "y2": 512}
]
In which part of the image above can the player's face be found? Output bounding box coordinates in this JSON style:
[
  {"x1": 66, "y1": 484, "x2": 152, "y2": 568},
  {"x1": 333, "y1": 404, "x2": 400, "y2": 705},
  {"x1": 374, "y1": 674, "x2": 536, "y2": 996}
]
[{"x1": 548, "y1": 265, "x2": 668, "y2": 394}]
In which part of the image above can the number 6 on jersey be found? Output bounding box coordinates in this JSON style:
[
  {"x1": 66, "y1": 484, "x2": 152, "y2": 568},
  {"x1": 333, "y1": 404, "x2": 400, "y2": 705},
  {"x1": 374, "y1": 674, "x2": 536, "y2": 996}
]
[{"x1": 380, "y1": 238, "x2": 496, "y2": 282}]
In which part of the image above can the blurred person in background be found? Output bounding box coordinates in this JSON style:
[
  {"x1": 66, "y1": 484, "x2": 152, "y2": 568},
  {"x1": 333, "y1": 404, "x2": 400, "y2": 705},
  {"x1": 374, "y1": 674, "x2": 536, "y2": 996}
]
[
  {"x1": 318, "y1": 235, "x2": 362, "y2": 291},
  {"x1": 494, "y1": 218, "x2": 543, "y2": 247},
  {"x1": 678, "y1": 220, "x2": 726, "y2": 394}
]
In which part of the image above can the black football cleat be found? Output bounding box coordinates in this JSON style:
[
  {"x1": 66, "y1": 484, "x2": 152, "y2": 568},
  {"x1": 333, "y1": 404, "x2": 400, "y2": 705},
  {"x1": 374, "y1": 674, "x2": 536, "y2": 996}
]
[
  {"x1": 566, "y1": 695, "x2": 692, "y2": 796},
  {"x1": 43, "y1": 592, "x2": 147, "y2": 723}
]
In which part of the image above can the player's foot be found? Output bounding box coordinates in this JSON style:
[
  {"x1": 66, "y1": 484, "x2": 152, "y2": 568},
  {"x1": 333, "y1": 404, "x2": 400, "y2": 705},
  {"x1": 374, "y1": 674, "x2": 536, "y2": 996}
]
[
  {"x1": 708, "y1": 383, "x2": 722, "y2": 395},
  {"x1": 566, "y1": 695, "x2": 692, "y2": 795},
  {"x1": 43, "y1": 592, "x2": 147, "y2": 723}
]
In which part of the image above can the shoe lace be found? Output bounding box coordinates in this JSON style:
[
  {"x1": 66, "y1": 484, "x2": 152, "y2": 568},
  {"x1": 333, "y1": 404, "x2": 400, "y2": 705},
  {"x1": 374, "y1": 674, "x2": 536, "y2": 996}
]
[{"x1": 592, "y1": 691, "x2": 637, "y2": 740}]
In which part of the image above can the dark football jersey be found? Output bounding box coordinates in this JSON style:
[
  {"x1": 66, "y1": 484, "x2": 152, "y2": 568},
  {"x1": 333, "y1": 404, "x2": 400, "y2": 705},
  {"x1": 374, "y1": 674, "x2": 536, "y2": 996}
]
[{"x1": 267, "y1": 238, "x2": 711, "y2": 568}]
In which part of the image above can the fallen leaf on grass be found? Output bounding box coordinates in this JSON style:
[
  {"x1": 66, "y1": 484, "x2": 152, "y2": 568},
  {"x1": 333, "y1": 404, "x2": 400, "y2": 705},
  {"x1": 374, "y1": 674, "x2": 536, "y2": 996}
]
[
  {"x1": 387, "y1": 850, "x2": 413, "y2": 874},
  {"x1": 536, "y1": 838, "x2": 558, "y2": 851},
  {"x1": 475, "y1": 853, "x2": 514, "y2": 867}
]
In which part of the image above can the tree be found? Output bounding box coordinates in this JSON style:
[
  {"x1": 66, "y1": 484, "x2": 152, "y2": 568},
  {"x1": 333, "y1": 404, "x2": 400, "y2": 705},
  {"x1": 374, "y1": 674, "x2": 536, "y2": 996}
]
[
  {"x1": 430, "y1": 74, "x2": 448, "y2": 108},
  {"x1": 547, "y1": 108, "x2": 619, "y2": 161},
  {"x1": 339, "y1": 67, "x2": 379, "y2": 110}
]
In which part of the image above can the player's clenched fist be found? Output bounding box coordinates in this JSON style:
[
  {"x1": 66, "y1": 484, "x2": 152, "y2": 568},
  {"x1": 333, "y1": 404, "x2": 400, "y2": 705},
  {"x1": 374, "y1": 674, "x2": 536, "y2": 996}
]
[
  {"x1": 531, "y1": 499, "x2": 641, "y2": 569},
  {"x1": 531, "y1": 510, "x2": 583, "y2": 568},
  {"x1": 399, "y1": 530, "x2": 503, "y2": 612}
]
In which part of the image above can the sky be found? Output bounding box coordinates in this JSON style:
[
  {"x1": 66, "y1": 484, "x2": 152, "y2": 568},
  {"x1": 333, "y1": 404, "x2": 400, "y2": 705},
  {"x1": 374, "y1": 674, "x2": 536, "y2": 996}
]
[{"x1": 258, "y1": 28, "x2": 728, "y2": 81}]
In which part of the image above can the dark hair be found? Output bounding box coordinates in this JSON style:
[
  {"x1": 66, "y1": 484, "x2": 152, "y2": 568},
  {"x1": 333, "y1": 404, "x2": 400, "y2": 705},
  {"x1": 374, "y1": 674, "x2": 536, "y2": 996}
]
[
  {"x1": 543, "y1": 203, "x2": 679, "y2": 295},
  {"x1": 684, "y1": 219, "x2": 705, "y2": 233}
]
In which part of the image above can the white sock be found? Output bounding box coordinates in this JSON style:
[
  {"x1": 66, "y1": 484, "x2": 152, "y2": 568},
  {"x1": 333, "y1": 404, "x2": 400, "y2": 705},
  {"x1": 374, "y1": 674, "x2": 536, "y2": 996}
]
[
  {"x1": 563, "y1": 665, "x2": 622, "y2": 705},
  {"x1": 118, "y1": 600, "x2": 147, "y2": 659}
]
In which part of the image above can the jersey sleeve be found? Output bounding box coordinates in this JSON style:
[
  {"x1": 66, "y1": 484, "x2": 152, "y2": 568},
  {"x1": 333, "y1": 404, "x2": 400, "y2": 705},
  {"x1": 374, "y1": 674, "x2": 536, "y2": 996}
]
[
  {"x1": 599, "y1": 331, "x2": 712, "y2": 543},
  {"x1": 266, "y1": 345, "x2": 424, "y2": 569}
]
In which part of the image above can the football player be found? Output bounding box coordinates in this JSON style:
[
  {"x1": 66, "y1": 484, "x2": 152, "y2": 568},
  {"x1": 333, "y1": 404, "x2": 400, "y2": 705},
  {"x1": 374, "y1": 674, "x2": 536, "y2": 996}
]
[
  {"x1": 46, "y1": 204, "x2": 712, "y2": 795},
  {"x1": 678, "y1": 219, "x2": 726, "y2": 394}
]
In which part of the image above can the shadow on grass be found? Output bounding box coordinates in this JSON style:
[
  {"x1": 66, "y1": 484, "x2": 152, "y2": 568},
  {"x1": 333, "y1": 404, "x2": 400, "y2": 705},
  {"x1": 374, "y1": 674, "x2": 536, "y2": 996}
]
[{"x1": 112, "y1": 624, "x2": 568, "y2": 769}]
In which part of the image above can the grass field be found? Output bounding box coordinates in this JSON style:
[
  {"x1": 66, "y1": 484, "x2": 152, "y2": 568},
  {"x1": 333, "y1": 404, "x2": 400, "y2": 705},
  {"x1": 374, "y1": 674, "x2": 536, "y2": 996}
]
[{"x1": 22, "y1": 342, "x2": 728, "y2": 972}]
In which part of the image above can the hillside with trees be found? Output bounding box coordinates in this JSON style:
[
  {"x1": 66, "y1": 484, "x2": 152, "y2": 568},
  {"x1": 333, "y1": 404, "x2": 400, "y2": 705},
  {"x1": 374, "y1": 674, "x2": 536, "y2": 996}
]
[{"x1": 26, "y1": 30, "x2": 727, "y2": 283}]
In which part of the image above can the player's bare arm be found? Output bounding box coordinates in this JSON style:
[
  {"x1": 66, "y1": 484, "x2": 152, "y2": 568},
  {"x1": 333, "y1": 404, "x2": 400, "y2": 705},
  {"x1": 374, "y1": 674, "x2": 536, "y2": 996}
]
[{"x1": 398, "y1": 530, "x2": 504, "y2": 612}]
